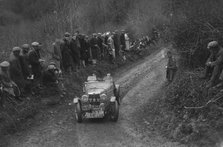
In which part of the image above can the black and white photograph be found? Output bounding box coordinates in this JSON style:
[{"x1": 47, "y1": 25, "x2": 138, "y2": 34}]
[{"x1": 0, "y1": 0, "x2": 223, "y2": 147}]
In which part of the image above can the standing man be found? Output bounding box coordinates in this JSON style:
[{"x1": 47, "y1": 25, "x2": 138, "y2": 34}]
[
  {"x1": 52, "y1": 39, "x2": 63, "y2": 70},
  {"x1": 90, "y1": 33, "x2": 100, "y2": 64},
  {"x1": 107, "y1": 34, "x2": 115, "y2": 64},
  {"x1": 97, "y1": 33, "x2": 104, "y2": 60},
  {"x1": 9, "y1": 47, "x2": 26, "y2": 92},
  {"x1": 166, "y1": 51, "x2": 177, "y2": 82},
  {"x1": 61, "y1": 32, "x2": 74, "y2": 73},
  {"x1": 29, "y1": 42, "x2": 42, "y2": 80},
  {"x1": 202, "y1": 41, "x2": 223, "y2": 88},
  {"x1": 0, "y1": 61, "x2": 21, "y2": 106},
  {"x1": 125, "y1": 33, "x2": 130, "y2": 51},
  {"x1": 113, "y1": 30, "x2": 120, "y2": 57},
  {"x1": 71, "y1": 33, "x2": 81, "y2": 71},
  {"x1": 79, "y1": 35, "x2": 89, "y2": 68},
  {"x1": 120, "y1": 30, "x2": 126, "y2": 51},
  {"x1": 85, "y1": 36, "x2": 91, "y2": 65},
  {"x1": 20, "y1": 44, "x2": 31, "y2": 79}
]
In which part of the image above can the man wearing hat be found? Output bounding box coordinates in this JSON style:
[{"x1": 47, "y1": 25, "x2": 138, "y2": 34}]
[
  {"x1": 61, "y1": 32, "x2": 74, "y2": 73},
  {"x1": 203, "y1": 41, "x2": 223, "y2": 88},
  {"x1": 52, "y1": 39, "x2": 63, "y2": 70},
  {"x1": 79, "y1": 35, "x2": 89, "y2": 68},
  {"x1": 113, "y1": 30, "x2": 120, "y2": 57},
  {"x1": 42, "y1": 64, "x2": 58, "y2": 86},
  {"x1": 89, "y1": 33, "x2": 100, "y2": 63},
  {"x1": 41, "y1": 64, "x2": 62, "y2": 103},
  {"x1": 20, "y1": 44, "x2": 31, "y2": 79},
  {"x1": 107, "y1": 34, "x2": 116, "y2": 64},
  {"x1": 9, "y1": 47, "x2": 26, "y2": 92},
  {"x1": 97, "y1": 33, "x2": 104, "y2": 60},
  {"x1": 0, "y1": 61, "x2": 22, "y2": 106},
  {"x1": 29, "y1": 42, "x2": 42, "y2": 80},
  {"x1": 120, "y1": 30, "x2": 126, "y2": 51},
  {"x1": 71, "y1": 32, "x2": 81, "y2": 71}
]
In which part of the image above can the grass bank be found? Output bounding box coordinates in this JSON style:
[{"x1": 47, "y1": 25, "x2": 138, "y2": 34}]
[{"x1": 143, "y1": 68, "x2": 223, "y2": 147}]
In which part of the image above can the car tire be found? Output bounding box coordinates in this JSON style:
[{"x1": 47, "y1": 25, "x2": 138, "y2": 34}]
[
  {"x1": 110, "y1": 100, "x2": 119, "y2": 122},
  {"x1": 75, "y1": 102, "x2": 83, "y2": 123}
]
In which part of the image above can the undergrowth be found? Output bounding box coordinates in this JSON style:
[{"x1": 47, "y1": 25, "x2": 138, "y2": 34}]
[{"x1": 146, "y1": 69, "x2": 223, "y2": 147}]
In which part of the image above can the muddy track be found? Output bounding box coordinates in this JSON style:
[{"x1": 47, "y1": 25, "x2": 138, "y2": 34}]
[{"x1": 3, "y1": 49, "x2": 186, "y2": 147}]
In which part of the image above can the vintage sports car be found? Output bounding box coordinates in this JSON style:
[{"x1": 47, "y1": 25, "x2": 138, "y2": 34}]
[{"x1": 73, "y1": 74, "x2": 120, "y2": 123}]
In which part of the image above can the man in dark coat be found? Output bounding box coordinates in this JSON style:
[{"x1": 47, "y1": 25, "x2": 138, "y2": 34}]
[
  {"x1": 166, "y1": 51, "x2": 177, "y2": 82},
  {"x1": 97, "y1": 33, "x2": 104, "y2": 60},
  {"x1": 104, "y1": 32, "x2": 109, "y2": 46},
  {"x1": 0, "y1": 61, "x2": 22, "y2": 106},
  {"x1": 61, "y1": 32, "x2": 74, "y2": 73},
  {"x1": 202, "y1": 41, "x2": 223, "y2": 88},
  {"x1": 42, "y1": 65, "x2": 58, "y2": 86},
  {"x1": 90, "y1": 33, "x2": 100, "y2": 62},
  {"x1": 85, "y1": 36, "x2": 91, "y2": 65},
  {"x1": 9, "y1": 47, "x2": 26, "y2": 91},
  {"x1": 41, "y1": 64, "x2": 61, "y2": 101},
  {"x1": 79, "y1": 35, "x2": 89, "y2": 67},
  {"x1": 120, "y1": 30, "x2": 126, "y2": 51},
  {"x1": 52, "y1": 39, "x2": 63, "y2": 70},
  {"x1": 20, "y1": 44, "x2": 31, "y2": 79},
  {"x1": 71, "y1": 35, "x2": 81, "y2": 71},
  {"x1": 113, "y1": 30, "x2": 120, "y2": 57},
  {"x1": 28, "y1": 42, "x2": 42, "y2": 80}
]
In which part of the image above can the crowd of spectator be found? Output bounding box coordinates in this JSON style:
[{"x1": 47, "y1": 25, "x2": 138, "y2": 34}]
[{"x1": 0, "y1": 29, "x2": 160, "y2": 107}]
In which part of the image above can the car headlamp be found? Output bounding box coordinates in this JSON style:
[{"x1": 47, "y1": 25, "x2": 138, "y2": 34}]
[
  {"x1": 100, "y1": 94, "x2": 107, "y2": 101},
  {"x1": 81, "y1": 95, "x2": 88, "y2": 102}
]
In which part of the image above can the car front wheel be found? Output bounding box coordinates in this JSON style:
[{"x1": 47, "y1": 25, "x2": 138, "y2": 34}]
[
  {"x1": 75, "y1": 102, "x2": 83, "y2": 123},
  {"x1": 110, "y1": 100, "x2": 119, "y2": 122}
]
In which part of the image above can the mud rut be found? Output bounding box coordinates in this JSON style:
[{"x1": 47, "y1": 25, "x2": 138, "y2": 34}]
[{"x1": 4, "y1": 49, "x2": 186, "y2": 147}]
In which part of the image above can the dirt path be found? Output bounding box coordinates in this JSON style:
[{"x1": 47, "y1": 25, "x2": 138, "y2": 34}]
[{"x1": 3, "y1": 48, "x2": 186, "y2": 147}]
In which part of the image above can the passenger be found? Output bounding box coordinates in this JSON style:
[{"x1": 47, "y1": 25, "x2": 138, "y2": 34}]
[
  {"x1": 29, "y1": 42, "x2": 42, "y2": 80},
  {"x1": 202, "y1": 41, "x2": 223, "y2": 88}
]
